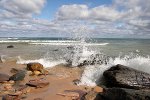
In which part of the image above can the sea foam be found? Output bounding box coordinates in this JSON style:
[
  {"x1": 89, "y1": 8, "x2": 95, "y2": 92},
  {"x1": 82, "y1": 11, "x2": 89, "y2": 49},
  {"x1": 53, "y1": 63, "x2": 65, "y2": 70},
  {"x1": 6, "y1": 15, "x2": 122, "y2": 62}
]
[
  {"x1": 16, "y1": 57, "x2": 66, "y2": 68},
  {"x1": 79, "y1": 55, "x2": 150, "y2": 86}
]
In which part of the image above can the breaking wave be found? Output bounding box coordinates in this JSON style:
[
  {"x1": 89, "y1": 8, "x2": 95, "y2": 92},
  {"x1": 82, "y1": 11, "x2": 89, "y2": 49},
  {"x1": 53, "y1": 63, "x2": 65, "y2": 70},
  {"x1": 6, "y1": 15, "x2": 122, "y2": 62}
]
[
  {"x1": 79, "y1": 55, "x2": 150, "y2": 86},
  {"x1": 16, "y1": 57, "x2": 67, "y2": 68}
]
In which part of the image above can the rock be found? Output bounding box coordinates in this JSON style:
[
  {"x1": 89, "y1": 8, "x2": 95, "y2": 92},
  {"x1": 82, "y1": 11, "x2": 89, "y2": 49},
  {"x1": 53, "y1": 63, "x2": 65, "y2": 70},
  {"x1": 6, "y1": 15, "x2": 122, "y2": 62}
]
[
  {"x1": 2, "y1": 94, "x2": 21, "y2": 100},
  {"x1": 95, "y1": 88, "x2": 150, "y2": 100},
  {"x1": 85, "y1": 91, "x2": 98, "y2": 100},
  {"x1": 26, "y1": 79, "x2": 49, "y2": 88},
  {"x1": 9, "y1": 71, "x2": 26, "y2": 81},
  {"x1": 57, "y1": 92, "x2": 79, "y2": 99},
  {"x1": 27, "y1": 63, "x2": 44, "y2": 72},
  {"x1": 33, "y1": 71, "x2": 41, "y2": 76},
  {"x1": 65, "y1": 53, "x2": 109, "y2": 67},
  {"x1": 93, "y1": 86, "x2": 103, "y2": 93},
  {"x1": 103, "y1": 64, "x2": 150, "y2": 89},
  {"x1": 0, "y1": 73, "x2": 10, "y2": 83},
  {"x1": 27, "y1": 63, "x2": 49, "y2": 75},
  {"x1": 3, "y1": 84, "x2": 13, "y2": 91},
  {"x1": 41, "y1": 69, "x2": 49, "y2": 75},
  {"x1": 64, "y1": 90, "x2": 87, "y2": 100},
  {"x1": 7, "y1": 45, "x2": 14, "y2": 48},
  {"x1": 14, "y1": 85, "x2": 31, "y2": 94},
  {"x1": 73, "y1": 79, "x2": 81, "y2": 85}
]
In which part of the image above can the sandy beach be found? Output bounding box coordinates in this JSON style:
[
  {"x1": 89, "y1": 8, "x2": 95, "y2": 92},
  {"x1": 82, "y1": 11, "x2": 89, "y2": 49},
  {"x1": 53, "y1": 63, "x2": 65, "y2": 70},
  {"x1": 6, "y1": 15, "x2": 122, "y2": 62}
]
[{"x1": 0, "y1": 61, "x2": 94, "y2": 100}]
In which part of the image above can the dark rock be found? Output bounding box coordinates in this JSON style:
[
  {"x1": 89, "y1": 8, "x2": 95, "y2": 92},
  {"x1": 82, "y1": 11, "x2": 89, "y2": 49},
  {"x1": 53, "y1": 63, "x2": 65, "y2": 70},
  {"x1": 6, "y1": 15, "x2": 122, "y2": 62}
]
[
  {"x1": 73, "y1": 79, "x2": 81, "y2": 85},
  {"x1": 65, "y1": 53, "x2": 109, "y2": 67},
  {"x1": 103, "y1": 64, "x2": 150, "y2": 89},
  {"x1": 95, "y1": 88, "x2": 150, "y2": 100},
  {"x1": 0, "y1": 73, "x2": 10, "y2": 82},
  {"x1": 67, "y1": 46, "x2": 74, "y2": 50},
  {"x1": 53, "y1": 49, "x2": 59, "y2": 51},
  {"x1": 7, "y1": 45, "x2": 14, "y2": 48},
  {"x1": 9, "y1": 71, "x2": 26, "y2": 81}
]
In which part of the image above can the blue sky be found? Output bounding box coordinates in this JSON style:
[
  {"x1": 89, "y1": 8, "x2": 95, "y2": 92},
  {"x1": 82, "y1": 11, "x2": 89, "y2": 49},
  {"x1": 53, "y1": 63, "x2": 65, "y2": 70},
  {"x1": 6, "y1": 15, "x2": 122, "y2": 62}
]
[
  {"x1": 0, "y1": 0, "x2": 150, "y2": 38},
  {"x1": 38, "y1": 0, "x2": 113, "y2": 20}
]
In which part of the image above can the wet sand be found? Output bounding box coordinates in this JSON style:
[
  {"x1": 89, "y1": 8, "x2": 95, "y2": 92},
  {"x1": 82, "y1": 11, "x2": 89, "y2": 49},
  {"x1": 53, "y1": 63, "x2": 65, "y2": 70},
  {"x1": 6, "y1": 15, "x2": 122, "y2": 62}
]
[{"x1": 0, "y1": 61, "x2": 92, "y2": 100}]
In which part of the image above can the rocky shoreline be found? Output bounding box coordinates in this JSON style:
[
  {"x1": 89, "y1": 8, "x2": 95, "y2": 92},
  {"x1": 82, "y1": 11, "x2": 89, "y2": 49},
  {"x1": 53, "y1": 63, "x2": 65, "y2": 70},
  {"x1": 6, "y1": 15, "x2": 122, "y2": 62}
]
[
  {"x1": 87, "y1": 64, "x2": 150, "y2": 100},
  {"x1": 0, "y1": 61, "x2": 150, "y2": 100}
]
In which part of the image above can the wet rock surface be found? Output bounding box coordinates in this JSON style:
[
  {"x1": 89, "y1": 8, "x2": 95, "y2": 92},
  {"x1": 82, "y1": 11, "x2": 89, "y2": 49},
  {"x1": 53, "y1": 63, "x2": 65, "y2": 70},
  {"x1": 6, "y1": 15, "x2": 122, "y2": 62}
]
[
  {"x1": 9, "y1": 71, "x2": 26, "y2": 81},
  {"x1": 103, "y1": 64, "x2": 150, "y2": 89},
  {"x1": 7, "y1": 45, "x2": 14, "y2": 48},
  {"x1": 27, "y1": 63, "x2": 49, "y2": 75},
  {"x1": 27, "y1": 63, "x2": 44, "y2": 72},
  {"x1": 95, "y1": 88, "x2": 150, "y2": 100}
]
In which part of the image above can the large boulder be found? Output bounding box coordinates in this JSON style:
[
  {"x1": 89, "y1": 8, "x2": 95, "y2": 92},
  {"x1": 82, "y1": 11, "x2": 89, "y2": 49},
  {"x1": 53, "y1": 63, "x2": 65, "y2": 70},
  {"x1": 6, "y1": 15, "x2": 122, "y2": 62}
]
[
  {"x1": 103, "y1": 64, "x2": 150, "y2": 89},
  {"x1": 95, "y1": 88, "x2": 150, "y2": 100}
]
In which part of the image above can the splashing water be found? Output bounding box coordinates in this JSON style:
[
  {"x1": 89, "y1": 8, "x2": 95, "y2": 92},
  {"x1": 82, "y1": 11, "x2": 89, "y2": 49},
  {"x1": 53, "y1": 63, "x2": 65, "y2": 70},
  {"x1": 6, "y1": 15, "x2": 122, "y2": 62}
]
[
  {"x1": 79, "y1": 54, "x2": 150, "y2": 86},
  {"x1": 69, "y1": 25, "x2": 97, "y2": 66}
]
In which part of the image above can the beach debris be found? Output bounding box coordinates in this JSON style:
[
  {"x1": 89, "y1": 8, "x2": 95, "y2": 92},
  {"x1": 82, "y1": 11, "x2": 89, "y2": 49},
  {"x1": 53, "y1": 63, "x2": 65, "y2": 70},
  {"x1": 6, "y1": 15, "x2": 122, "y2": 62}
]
[
  {"x1": 57, "y1": 89, "x2": 87, "y2": 100},
  {"x1": 26, "y1": 63, "x2": 49, "y2": 75},
  {"x1": 9, "y1": 70, "x2": 26, "y2": 81},
  {"x1": 0, "y1": 73, "x2": 10, "y2": 83},
  {"x1": 93, "y1": 86, "x2": 103, "y2": 93},
  {"x1": 26, "y1": 78, "x2": 49, "y2": 88},
  {"x1": 7, "y1": 45, "x2": 14, "y2": 48},
  {"x1": 103, "y1": 64, "x2": 150, "y2": 89}
]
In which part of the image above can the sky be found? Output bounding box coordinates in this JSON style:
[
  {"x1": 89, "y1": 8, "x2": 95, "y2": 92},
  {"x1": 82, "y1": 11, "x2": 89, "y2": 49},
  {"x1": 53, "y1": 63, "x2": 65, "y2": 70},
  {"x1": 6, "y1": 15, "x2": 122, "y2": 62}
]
[{"x1": 0, "y1": 0, "x2": 150, "y2": 38}]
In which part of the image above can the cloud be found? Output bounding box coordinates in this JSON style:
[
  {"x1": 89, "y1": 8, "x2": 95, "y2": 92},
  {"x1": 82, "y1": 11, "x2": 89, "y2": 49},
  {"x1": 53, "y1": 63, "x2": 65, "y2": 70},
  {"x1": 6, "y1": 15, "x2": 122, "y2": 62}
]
[
  {"x1": 55, "y1": 1, "x2": 150, "y2": 38},
  {"x1": 89, "y1": 5, "x2": 123, "y2": 21},
  {"x1": 56, "y1": 4, "x2": 89, "y2": 20},
  {"x1": 0, "y1": 0, "x2": 150, "y2": 38},
  {"x1": 56, "y1": 4, "x2": 123, "y2": 21},
  {"x1": 0, "y1": 0, "x2": 46, "y2": 18}
]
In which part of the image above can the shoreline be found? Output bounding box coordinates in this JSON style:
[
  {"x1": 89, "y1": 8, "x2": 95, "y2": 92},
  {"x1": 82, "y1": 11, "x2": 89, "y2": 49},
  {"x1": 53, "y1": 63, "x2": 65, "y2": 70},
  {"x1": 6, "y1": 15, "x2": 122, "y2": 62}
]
[{"x1": 0, "y1": 61, "x2": 93, "y2": 100}]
